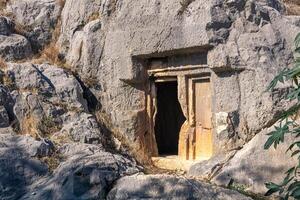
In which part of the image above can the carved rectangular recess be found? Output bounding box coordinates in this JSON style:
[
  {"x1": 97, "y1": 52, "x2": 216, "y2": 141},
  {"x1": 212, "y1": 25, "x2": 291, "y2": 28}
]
[{"x1": 145, "y1": 51, "x2": 213, "y2": 161}]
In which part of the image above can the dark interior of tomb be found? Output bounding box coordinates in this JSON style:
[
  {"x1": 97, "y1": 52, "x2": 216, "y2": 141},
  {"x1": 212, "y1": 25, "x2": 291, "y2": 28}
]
[{"x1": 154, "y1": 81, "x2": 186, "y2": 155}]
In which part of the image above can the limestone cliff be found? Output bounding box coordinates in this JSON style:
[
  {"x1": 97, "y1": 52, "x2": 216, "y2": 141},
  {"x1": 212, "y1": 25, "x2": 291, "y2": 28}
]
[{"x1": 0, "y1": 0, "x2": 299, "y2": 199}]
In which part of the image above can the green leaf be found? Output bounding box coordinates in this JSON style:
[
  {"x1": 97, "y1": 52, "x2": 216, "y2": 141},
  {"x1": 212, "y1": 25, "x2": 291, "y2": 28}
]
[
  {"x1": 295, "y1": 33, "x2": 300, "y2": 49},
  {"x1": 286, "y1": 88, "x2": 300, "y2": 101},
  {"x1": 295, "y1": 47, "x2": 300, "y2": 54},
  {"x1": 264, "y1": 136, "x2": 275, "y2": 149},
  {"x1": 279, "y1": 104, "x2": 300, "y2": 120},
  {"x1": 291, "y1": 188, "x2": 300, "y2": 198},
  {"x1": 287, "y1": 141, "x2": 300, "y2": 152},
  {"x1": 283, "y1": 192, "x2": 290, "y2": 200},
  {"x1": 265, "y1": 122, "x2": 292, "y2": 149},
  {"x1": 292, "y1": 150, "x2": 300, "y2": 157},
  {"x1": 264, "y1": 32, "x2": 300, "y2": 200},
  {"x1": 287, "y1": 181, "x2": 300, "y2": 196},
  {"x1": 266, "y1": 68, "x2": 289, "y2": 91},
  {"x1": 265, "y1": 182, "x2": 282, "y2": 196},
  {"x1": 285, "y1": 167, "x2": 295, "y2": 176}
]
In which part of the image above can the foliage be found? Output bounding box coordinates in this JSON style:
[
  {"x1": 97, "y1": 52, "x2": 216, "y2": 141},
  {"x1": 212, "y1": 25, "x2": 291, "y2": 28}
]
[{"x1": 264, "y1": 33, "x2": 300, "y2": 199}]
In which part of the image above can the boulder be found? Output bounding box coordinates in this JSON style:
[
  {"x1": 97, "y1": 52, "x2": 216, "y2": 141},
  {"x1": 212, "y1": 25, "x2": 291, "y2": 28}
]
[
  {"x1": 22, "y1": 143, "x2": 140, "y2": 200},
  {"x1": 0, "y1": 85, "x2": 14, "y2": 121},
  {"x1": 187, "y1": 151, "x2": 237, "y2": 179},
  {"x1": 7, "y1": 63, "x2": 88, "y2": 111},
  {"x1": 210, "y1": 125, "x2": 297, "y2": 194},
  {"x1": 107, "y1": 174, "x2": 252, "y2": 200},
  {"x1": 66, "y1": 19, "x2": 104, "y2": 82},
  {"x1": 0, "y1": 34, "x2": 32, "y2": 61},
  {"x1": 0, "y1": 106, "x2": 9, "y2": 127},
  {"x1": 5, "y1": 63, "x2": 90, "y2": 139},
  {"x1": 0, "y1": 134, "x2": 51, "y2": 200},
  {"x1": 58, "y1": 0, "x2": 104, "y2": 55},
  {"x1": 7, "y1": 0, "x2": 63, "y2": 51},
  {"x1": 0, "y1": 16, "x2": 14, "y2": 36},
  {"x1": 58, "y1": 112, "x2": 103, "y2": 144}
]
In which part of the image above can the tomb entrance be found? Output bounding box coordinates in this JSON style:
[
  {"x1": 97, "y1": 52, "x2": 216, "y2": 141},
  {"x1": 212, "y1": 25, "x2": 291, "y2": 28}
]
[{"x1": 145, "y1": 52, "x2": 214, "y2": 166}]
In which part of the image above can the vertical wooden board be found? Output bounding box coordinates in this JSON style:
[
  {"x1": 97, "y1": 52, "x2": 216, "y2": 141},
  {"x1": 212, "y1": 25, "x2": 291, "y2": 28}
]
[
  {"x1": 195, "y1": 80, "x2": 213, "y2": 160},
  {"x1": 196, "y1": 128, "x2": 213, "y2": 160},
  {"x1": 195, "y1": 81, "x2": 212, "y2": 129}
]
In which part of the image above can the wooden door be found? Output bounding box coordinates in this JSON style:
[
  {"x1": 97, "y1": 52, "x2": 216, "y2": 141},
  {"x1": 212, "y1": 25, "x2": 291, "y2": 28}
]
[{"x1": 195, "y1": 79, "x2": 213, "y2": 160}]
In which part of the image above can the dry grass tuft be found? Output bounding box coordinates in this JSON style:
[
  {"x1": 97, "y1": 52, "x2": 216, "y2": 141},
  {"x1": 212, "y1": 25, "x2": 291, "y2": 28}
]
[
  {"x1": 87, "y1": 12, "x2": 100, "y2": 22},
  {"x1": 37, "y1": 116, "x2": 62, "y2": 137},
  {"x1": 2, "y1": 76, "x2": 14, "y2": 89},
  {"x1": 0, "y1": 58, "x2": 7, "y2": 69},
  {"x1": 51, "y1": 132, "x2": 72, "y2": 145},
  {"x1": 33, "y1": 18, "x2": 71, "y2": 70},
  {"x1": 13, "y1": 22, "x2": 32, "y2": 36},
  {"x1": 56, "y1": 0, "x2": 65, "y2": 8},
  {"x1": 0, "y1": 0, "x2": 7, "y2": 11},
  {"x1": 40, "y1": 155, "x2": 61, "y2": 172},
  {"x1": 0, "y1": 0, "x2": 13, "y2": 17},
  {"x1": 283, "y1": 0, "x2": 300, "y2": 15},
  {"x1": 21, "y1": 115, "x2": 40, "y2": 139},
  {"x1": 21, "y1": 115, "x2": 62, "y2": 140}
]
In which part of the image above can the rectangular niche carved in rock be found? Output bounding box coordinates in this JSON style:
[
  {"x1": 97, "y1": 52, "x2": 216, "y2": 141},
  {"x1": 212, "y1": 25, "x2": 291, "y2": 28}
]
[{"x1": 145, "y1": 51, "x2": 213, "y2": 167}]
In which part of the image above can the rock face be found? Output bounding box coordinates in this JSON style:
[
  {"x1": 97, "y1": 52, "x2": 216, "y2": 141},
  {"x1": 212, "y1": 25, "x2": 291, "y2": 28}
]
[
  {"x1": 6, "y1": 0, "x2": 62, "y2": 51},
  {"x1": 0, "y1": 134, "x2": 52, "y2": 200},
  {"x1": 22, "y1": 143, "x2": 140, "y2": 200},
  {"x1": 0, "y1": 17, "x2": 14, "y2": 36},
  {"x1": 210, "y1": 125, "x2": 297, "y2": 194},
  {"x1": 107, "y1": 174, "x2": 253, "y2": 200},
  {"x1": 188, "y1": 123, "x2": 298, "y2": 194},
  {"x1": 0, "y1": 34, "x2": 32, "y2": 61},
  {"x1": 0, "y1": 0, "x2": 299, "y2": 199},
  {"x1": 59, "y1": 112, "x2": 103, "y2": 144},
  {"x1": 0, "y1": 106, "x2": 9, "y2": 127},
  {"x1": 0, "y1": 85, "x2": 14, "y2": 126},
  {"x1": 56, "y1": 0, "x2": 300, "y2": 160}
]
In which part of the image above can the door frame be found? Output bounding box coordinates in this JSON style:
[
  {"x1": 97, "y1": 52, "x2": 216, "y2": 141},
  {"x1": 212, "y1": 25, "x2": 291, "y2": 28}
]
[{"x1": 146, "y1": 66, "x2": 214, "y2": 160}]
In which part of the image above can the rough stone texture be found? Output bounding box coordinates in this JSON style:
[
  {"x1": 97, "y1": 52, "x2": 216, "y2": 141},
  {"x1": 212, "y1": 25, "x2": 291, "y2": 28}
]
[
  {"x1": 0, "y1": 0, "x2": 299, "y2": 198},
  {"x1": 4, "y1": 63, "x2": 100, "y2": 144},
  {"x1": 7, "y1": 62, "x2": 88, "y2": 113},
  {"x1": 0, "y1": 134, "x2": 140, "y2": 200},
  {"x1": 0, "y1": 85, "x2": 14, "y2": 123},
  {"x1": 59, "y1": 111, "x2": 103, "y2": 144},
  {"x1": 187, "y1": 151, "x2": 237, "y2": 179},
  {"x1": 66, "y1": 19, "x2": 104, "y2": 82},
  {"x1": 0, "y1": 16, "x2": 14, "y2": 36},
  {"x1": 210, "y1": 125, "x2": 297, "y2": 194},
  {"x1": 0, "y1": 106, "x2": 9, "y2": 127},
  {"x1": 0, "y1": 134, "x2": 51, "y2": 200},
  {"x1": 59, "y1": 0, "x2": 214, "y2": 160},
  {"x1": 107, "y1": 174, "x2": 252, "y2": 200},
  {"x1": 6, "y1": 0, "x2": 62, "y2": 51},
  {"x1": 57, "y1": 0, "x2": 300, "y2": 159},
  {"x1": 0, "y1": 34, "x2": 32, "y2": 61},
  {"x1": 209, "y1": 0, "x2": 300, "y2": 152},
  {"x1": 283, "y1": 0, "x2": 300, "y2": 15},
  {"x1": 22, "y1": 143, "x2": 140, "y2": 200}
]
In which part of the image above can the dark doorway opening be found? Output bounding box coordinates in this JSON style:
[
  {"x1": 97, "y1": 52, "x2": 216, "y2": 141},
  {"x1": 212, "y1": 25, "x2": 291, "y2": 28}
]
[{"x1": 154, "y1": 81, "x2": 186, "y2": 155}]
